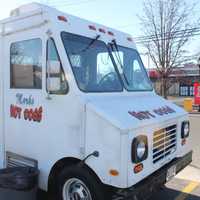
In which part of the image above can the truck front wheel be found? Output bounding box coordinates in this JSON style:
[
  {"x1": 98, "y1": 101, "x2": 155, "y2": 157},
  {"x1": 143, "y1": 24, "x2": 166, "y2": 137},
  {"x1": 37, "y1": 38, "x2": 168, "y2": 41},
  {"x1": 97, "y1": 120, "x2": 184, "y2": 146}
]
[{"x1": 56, "y1": 165, "x2": 105, "y2": 200}]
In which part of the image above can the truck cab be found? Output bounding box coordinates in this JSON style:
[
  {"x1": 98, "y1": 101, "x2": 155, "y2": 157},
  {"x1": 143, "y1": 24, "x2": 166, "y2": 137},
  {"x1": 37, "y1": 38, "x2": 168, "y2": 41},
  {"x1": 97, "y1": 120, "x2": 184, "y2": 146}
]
[{"x1": 0, "y1": 3, "x2": 192, "y2": 200}]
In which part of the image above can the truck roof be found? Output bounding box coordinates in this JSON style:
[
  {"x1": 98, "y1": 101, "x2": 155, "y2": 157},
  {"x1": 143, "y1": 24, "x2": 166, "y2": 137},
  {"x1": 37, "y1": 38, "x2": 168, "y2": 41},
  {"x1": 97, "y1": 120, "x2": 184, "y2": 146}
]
[{"x1": 0, "y1": 3, "x2": 136, "y2": 48}]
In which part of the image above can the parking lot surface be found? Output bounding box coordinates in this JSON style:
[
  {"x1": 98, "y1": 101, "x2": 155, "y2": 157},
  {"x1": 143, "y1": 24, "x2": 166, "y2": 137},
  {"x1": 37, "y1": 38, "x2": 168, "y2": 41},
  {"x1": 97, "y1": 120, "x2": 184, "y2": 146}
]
[{"x1": 38, "y1": 115, "x2": 200, "y2": 200}]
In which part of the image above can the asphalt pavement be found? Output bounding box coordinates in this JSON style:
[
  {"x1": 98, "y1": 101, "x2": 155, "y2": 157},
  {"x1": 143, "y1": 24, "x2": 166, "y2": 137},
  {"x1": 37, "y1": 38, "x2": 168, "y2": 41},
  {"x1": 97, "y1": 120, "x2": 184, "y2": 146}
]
[
  {"x1": 38, "y1": 115, "x2": 200, "y2": 200},
  {"x1": 189, "y1": 115, "x2": 200, "y2": 169}
]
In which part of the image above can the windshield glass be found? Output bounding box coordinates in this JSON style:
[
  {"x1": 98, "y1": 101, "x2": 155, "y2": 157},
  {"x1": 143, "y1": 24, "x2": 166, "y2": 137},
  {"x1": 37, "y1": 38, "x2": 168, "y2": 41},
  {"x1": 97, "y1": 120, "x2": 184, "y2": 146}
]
[
  {"x1": 110, "y1": 43, "x2": 153, "y2": 91},
  {"x1": 61, "y1": 32, "x2": 122, "y2": 92}
]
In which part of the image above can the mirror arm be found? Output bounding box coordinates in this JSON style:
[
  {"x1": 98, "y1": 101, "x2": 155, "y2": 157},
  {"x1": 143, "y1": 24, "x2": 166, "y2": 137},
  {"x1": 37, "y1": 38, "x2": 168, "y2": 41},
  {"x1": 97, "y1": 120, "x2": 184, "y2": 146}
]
[
  {"x1": 46, "y1": 61, "x2": 52, "y2": 100},
  {"x1": 46, "y1": 29, "x2": 53, "y2": 100}
]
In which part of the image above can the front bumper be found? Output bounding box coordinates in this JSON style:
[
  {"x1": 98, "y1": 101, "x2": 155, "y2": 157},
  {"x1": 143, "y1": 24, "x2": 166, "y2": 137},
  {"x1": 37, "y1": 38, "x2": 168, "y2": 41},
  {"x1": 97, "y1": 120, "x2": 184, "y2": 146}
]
[{"x1": 113, "y1": 151, "x2": 192, "y2": 200}]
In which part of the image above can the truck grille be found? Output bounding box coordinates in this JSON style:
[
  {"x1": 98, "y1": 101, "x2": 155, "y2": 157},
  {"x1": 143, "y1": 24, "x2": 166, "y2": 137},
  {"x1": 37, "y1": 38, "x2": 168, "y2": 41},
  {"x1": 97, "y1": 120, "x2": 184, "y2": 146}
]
[{"x1": 153, "y1": 125, "x2": 177, "y2": 164}]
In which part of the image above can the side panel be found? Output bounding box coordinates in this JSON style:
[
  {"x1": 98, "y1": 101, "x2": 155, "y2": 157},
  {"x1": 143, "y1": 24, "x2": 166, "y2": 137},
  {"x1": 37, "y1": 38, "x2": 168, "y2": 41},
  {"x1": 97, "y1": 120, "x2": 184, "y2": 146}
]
[
  {"x1": 85, "y1": 107, "x2": 127, "y2": 188},
  {"x1": 3, "y1": 20, "x2": 85, "y2": 190}
]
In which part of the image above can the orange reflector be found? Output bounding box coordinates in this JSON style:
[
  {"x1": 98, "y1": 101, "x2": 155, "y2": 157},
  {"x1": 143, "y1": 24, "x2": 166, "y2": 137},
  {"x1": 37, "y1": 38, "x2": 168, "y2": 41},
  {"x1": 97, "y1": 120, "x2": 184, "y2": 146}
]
[
  {"x1": 108, "y1": 31, "x2": 114, "y2": 36},
  {"x1": 109, "y1": 169, "x2": 119, "y2": 176},
  {"x1": 134, "y1": 163, "x2": 143, "y2": 174},
  {"x1": 58, "y1": 16, "x2": 68, "y2": 22},
  {"x1": 127, "y1": 37, "x2": 133, "y2": 42},
  {"x1": 99, "y1": 28, "x2": 106, "y2": 33},
  {"x1": 182, "y1": 138, "x2": 186, "y2": 146},
  {"x1": 89, "y1": 25, "x2": 97, "y2": 31}
]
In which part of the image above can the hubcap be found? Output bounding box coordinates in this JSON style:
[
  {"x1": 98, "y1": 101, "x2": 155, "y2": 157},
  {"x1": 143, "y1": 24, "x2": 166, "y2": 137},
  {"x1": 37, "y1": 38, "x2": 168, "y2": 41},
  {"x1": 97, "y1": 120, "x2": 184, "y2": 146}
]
[{"x1": 62, "y1": 178, "x2": 92, "y2": 200}]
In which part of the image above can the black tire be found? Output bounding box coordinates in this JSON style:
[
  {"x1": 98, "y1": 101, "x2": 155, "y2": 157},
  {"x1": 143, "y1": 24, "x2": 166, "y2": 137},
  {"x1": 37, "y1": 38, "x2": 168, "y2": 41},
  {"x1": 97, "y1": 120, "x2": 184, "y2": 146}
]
[{"x1": 55, "y1": 165, "x2": 105, "y2": 200}]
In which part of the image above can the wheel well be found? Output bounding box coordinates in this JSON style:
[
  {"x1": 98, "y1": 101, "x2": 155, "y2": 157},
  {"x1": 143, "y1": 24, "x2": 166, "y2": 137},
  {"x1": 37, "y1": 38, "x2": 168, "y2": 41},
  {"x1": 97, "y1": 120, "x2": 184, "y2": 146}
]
[{"x1": 48, "y1": 157, "x2": 102, "y2": 192}]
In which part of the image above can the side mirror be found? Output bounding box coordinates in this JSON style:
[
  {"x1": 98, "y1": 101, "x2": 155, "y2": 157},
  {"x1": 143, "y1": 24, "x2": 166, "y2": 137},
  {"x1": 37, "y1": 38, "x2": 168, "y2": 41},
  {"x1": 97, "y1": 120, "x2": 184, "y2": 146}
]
[
  {"x1": 47, "y1": 61, "x2": 68, "y2": 94},
  {"x1": 48, "y1": 60, "x2": 61, "y2": 74},
  {"x1": 47, "y1": 77, "x2": 62, "y2": 92},
  {"x1": 47, "y1": 61, "x2": 61, "y2": 92}
]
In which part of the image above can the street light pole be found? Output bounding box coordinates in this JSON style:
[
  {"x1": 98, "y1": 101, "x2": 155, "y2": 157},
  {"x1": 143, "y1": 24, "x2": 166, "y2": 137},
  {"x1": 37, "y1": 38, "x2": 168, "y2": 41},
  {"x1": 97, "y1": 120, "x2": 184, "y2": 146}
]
[{"x1": 198, "y1": 57, "x2": 200, "y2": 81}]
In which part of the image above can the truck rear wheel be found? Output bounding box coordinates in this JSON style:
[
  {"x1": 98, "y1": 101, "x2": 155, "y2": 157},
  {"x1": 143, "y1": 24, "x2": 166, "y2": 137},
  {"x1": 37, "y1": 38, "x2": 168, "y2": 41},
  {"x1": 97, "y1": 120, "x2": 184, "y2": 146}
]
[{"x1": 55, "y1": 165, "x2": 105, "y2": 200}]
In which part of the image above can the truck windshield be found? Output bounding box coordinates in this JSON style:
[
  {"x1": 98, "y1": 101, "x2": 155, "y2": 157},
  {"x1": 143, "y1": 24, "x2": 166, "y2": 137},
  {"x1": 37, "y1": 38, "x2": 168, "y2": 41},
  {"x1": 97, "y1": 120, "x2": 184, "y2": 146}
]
[
  {"x1": 110, "y1": 42, "x2": 153, "y2": 91},
  {"x1": 61, "y1": 32, "x2": 122, "y2": 92}
]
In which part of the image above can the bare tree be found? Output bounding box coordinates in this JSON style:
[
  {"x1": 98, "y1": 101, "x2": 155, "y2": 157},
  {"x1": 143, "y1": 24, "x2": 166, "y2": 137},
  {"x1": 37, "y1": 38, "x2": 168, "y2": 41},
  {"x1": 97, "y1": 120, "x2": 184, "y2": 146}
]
[{"x1": 138, "y1": 0, "x2": 199, "y2": 98}]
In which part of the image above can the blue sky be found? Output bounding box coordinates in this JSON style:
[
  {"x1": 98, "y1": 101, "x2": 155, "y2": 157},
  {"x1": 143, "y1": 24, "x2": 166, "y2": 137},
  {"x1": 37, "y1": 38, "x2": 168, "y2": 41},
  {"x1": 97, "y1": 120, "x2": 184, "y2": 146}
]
[
  {"x1": 0, "y1": 0, "x2": 143, "y2": 36},
  {"x1": 1, "y1": 0, "x2": 200, "y2": 67}
]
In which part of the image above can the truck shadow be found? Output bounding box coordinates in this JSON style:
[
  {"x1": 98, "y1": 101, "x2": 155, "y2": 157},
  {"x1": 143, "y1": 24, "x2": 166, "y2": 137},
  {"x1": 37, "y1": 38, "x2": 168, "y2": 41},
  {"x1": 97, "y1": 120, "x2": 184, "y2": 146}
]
[
  {"x1": 37, "y1": 187, "x2": 200, "y2": 200},
  {"x1": 149, "y1": 186, "x2": 200, "y2": 200},
  {"x1": 37, "y1": 190, "x2": 47, "y2": 200}
]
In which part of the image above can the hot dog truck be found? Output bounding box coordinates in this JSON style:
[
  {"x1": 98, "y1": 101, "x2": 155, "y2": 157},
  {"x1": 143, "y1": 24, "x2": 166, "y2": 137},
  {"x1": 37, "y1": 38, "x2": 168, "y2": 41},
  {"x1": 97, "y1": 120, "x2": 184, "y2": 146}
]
[{"x1": 0, "y1": 3, "x2": 192, "y2": 200}]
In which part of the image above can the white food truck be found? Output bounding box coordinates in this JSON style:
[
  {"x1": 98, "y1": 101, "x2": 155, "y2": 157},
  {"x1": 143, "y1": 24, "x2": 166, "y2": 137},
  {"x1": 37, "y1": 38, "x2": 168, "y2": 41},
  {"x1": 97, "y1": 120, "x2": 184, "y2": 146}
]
[{"x1": 0, "y1": 3, "x2": 192, "y2": 200}]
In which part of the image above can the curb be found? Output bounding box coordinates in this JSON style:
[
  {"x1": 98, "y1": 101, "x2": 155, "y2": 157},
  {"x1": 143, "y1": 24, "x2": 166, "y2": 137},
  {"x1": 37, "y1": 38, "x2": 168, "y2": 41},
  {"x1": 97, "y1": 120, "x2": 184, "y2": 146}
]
[{"x1": 189, "y1": 112, "x2": 200, "y2": 115}]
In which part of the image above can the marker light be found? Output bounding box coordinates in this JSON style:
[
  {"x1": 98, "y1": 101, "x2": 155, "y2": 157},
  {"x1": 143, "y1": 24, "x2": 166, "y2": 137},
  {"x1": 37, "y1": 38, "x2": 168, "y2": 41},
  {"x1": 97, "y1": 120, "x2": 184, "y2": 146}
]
[
  {"x1": 134, "y1": 163, "x2": 143, "y2": 174},
  {"x1": 108, "y1": 31, "x2": 114, "y2": 36},
  {"x1": 99, "y1": 28, "x2": 106, "y2": 33},
  {"x1": 181, "y1": 138, "x2": 186, "y2": 146},
  {"x1": 58, "y1": 16, "x2": 68, "y2": 22},
  {"x1": 127, "y1": 37, "x2": 133, "y2": 42},
  {"x1": 89, "y1": 25, "x2": 97, "y2": 31}
]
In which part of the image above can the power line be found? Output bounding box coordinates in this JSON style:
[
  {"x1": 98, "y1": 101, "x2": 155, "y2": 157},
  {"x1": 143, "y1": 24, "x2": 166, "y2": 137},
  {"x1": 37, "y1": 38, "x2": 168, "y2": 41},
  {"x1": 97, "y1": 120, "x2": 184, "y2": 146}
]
[
  {"x1": 134, "y1": 28, "x2": 200, "y2": 44},
  {"x1": 135, "y1": 27, "x2": 200, "y2": 40},
  {"x1": 40, "y1": 0, "x2": 200, "y2": 45}
]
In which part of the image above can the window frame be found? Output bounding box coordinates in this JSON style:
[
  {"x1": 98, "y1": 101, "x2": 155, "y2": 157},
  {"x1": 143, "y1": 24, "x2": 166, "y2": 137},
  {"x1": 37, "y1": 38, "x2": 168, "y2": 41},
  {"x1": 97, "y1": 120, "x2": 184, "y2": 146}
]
[
  {"x1": 10, "y1": 38, "x2": 43, "y2": 89},
  {"x1": 46, "y1": 37, "x2": 69, "y2": 95}
]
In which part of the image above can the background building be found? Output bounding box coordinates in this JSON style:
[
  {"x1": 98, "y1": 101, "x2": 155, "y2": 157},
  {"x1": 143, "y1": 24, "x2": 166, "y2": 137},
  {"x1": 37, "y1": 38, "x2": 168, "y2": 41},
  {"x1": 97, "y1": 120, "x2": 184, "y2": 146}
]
[{"x1": 148, "y1": 63, "x2": 200, "y2": 96}]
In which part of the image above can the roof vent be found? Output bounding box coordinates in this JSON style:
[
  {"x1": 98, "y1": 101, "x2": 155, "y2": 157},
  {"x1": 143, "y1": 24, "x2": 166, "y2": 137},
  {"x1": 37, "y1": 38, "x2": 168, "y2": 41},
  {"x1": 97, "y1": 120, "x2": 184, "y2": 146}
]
[{"x1": 10, "y1": 3, "x2": 43, "y2": 17}]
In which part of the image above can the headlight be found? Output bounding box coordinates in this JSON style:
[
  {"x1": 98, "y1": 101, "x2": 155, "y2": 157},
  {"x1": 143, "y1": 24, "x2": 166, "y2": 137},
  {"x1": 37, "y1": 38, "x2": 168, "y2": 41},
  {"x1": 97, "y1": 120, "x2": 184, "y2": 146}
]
[
  {"x1": 181, "y1": 121, "x2": 190, "y2": 138},
  {"x1": 137, "y1": 141, "x2": 146, "y2": 159},
  {"x1": 132, "y1": 135, "x2": 148, "y2": 163}
]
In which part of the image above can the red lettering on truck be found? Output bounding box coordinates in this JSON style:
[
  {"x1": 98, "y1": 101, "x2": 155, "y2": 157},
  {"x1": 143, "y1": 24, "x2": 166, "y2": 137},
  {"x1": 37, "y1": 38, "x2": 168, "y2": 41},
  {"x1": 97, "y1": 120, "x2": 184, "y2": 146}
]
[
  {"x1": 10, "y1": 105, "x2": 22, "y2": 119},
  {"x1": 24, "y1": 107, "x2": 43, "y2": 122},
  {"x1": 128, "y1": 106, "x2": 176, "y2": 121},
  {"x1": 10, "y1": 105, "x2": 43, "y2": 123}
]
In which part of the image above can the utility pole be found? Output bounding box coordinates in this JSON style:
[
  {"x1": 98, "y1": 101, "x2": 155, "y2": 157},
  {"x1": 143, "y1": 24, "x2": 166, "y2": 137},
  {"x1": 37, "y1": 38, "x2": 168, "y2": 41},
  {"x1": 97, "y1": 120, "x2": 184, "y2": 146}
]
[{"x1": 197, "y1": 57, "x2": 200, "y2": 112}]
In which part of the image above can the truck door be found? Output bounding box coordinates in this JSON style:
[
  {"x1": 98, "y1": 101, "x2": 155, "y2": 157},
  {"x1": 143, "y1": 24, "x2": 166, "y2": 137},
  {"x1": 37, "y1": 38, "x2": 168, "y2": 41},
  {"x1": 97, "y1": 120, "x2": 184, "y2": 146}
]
[
  {"x1": 3, "y1": 27, "x2": 84, "y2": 189},
  {"x1": 3, "y1": 30, "x2": 45, "y2": 165}
]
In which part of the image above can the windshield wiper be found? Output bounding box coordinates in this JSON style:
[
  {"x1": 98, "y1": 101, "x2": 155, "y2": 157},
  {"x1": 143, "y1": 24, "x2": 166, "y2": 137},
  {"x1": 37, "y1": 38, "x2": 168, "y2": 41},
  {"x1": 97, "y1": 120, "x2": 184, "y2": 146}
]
[
  {"x1": 111, "y1": 39, "x2": 130, "y2": 86},
  {"x1": 71, "y1": 35, "x2": 101, "y2": 55}
]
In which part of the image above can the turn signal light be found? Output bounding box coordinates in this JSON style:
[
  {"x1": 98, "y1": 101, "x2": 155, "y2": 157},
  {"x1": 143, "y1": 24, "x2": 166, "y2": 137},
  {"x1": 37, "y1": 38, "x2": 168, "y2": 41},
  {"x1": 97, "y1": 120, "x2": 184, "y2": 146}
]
[
  {"x1": 181, "y1": 138, "x2": 186, "y2": 146},
  {"x1": 134, "y1": 163, "x2": 143, "y2": 174},
  {"x1": 109, "y1": 169, "x2": 119, "y2": 176}
]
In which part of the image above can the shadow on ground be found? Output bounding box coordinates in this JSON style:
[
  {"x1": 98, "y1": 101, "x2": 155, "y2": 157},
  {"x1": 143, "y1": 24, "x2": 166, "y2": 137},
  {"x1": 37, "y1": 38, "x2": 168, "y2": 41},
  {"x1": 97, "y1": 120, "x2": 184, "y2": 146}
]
[
  {"x1": 37, "y1": 186, "x2": 200, "y2": 200},
  {"x1": 150, "y1": 186, "x2": 200, "y2": 200},
  {"x1": 38, "y1": 190, "x2": 47, "y2": 200}
]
